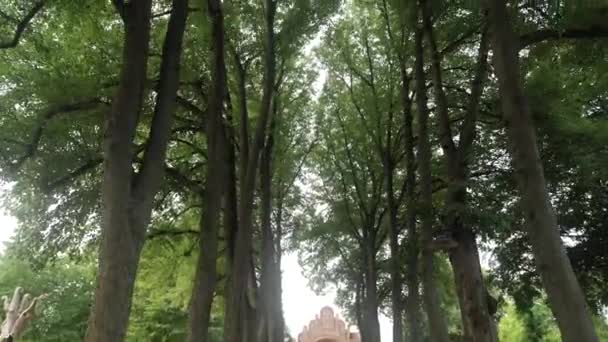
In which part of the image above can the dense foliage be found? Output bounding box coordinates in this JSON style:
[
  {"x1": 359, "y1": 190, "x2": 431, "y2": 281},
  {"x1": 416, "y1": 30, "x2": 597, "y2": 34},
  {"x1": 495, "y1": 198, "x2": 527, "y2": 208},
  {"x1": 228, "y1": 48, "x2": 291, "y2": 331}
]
[{"x1": 0, "y1": 0, "x2": 606, "y2": 341}]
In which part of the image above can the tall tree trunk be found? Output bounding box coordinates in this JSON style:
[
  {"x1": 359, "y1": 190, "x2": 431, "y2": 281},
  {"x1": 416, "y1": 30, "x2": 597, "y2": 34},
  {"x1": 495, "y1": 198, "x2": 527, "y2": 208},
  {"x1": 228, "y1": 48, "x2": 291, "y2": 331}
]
[
  {"x1": 384, "y1": 156, "x2": 404, "y2": 342},
  {"x1": 257, "y1": 130, "x2": 282, "y2": 342},
  {"x1": 85, "y1": 0, "x2": 186, "y2": 340},
  {"x1": 484, "y1": 1, "x2": 599, "y2": 341},
  {"x1": 363, "y1": 237, "x2": 381, "y2": 342},
  {"x1": 401, "y1": 62, "x2": 422, "y2": 342},
  {"x1": 273, "y1": 197, "x2": 285, "y2": 341},
  {"x1": 187, "y1": 0, "x2": 225, "y2": 340},
  {"x1": 272, "y1": 244, "x2": 284, "y2": 342},
  {"x1": 355, "y1": 277, "x2": 366, "y2": 342},
  {"x1": 222, "y1": 83, "x2": 239, "y2": 341},
  {"x1": 222, "y1": 115, "x2": 239, "y2": 341},
  {"x1": 413, "y1": 21, "x2": 451, "y2": 342},
  {"x1": 421, "y1": 2, "x2": 495, "y2": 341},
  {"x1": 447, "y1": 212, "x2": 494, "y2": 342},
  {"x1": 187, "y1": 207, "x2": 220, "y2": 342},
  {"x1": 226, "y1": 1, "x2": 277, "y2": 341},
  {"x1": 247, "y1": 261, "x2": 259, "y2": 341},
  {"x1": 381, "y1": 1, "x2": 421, "y2": 337},
  {"x1": 86, "y1": 4, "x2": 153, "y2": 338},
  {"x1": 224, "y1": 131, "x2": 238, "y2": 263}
]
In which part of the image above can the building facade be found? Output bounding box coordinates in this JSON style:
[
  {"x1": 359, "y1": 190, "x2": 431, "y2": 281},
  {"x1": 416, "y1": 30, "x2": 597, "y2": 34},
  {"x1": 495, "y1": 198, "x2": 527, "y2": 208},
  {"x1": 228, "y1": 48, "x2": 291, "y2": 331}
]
[{"x1": 298, "y1": 306, "x2": 361, "y2": 342}]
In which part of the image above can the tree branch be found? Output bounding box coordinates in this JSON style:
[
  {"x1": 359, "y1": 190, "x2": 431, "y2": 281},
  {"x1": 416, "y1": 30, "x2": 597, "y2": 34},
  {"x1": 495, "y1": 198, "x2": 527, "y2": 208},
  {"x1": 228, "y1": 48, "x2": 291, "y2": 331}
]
[
  {"x1": 44, "y1": 141, "x2": 146, "y2": 192},
  {"x1": 336, "y1": 39, "x2": 373, "y2": 88},
  {"x1": 278, "y1": 140, "x2": 317, "y2": 201},
  {"x1": 439, "y1": 23, "x2": 481, "y2": 58},
  {"x1": 132, "y1": 0, "x2": 189, "y2": 206},
  {"x1": 458, "y1": 25, "x2": 489, "y2": 157},
  {"x1": 12, "y1": 99, "x2": 106, "y2": 171},
  {"x1": 232, "y1": 47, "x2": 250, "y2": 170},
  {"x1": 147, "y1": 229, "x2": 198, "y2": 240},
  {"x1": 422, "y1": 0, "x2": 456, "y2": 157},
  {"x1": 326, "y1": 141, "x2": 365, "y2": 242},
  {"x1": 0, "y1": 1, "x2": 45, "y2": 49},
  {"x1": 152, "y1": 6, "x2": 200, "y2": 19},
  {"x1": 328, "y1": 236, "x2": 359, "y2": 275},
  {"x1": 519, "y1": 26, "x2": 608, "y2": 49},
  {"x1": 176, "y1": 95, "x2": 205, "y2": 116},
  {"x1": 335, "y1": 72, "x2": 382, "y2": 156},
  {"x1": 165, "y1": 164, "x2": 204, "y2": 193},
  {"x1": 335, "y1": 110, "x2": 369, "y2": 216},
  {"x1": 44, "y1": 157, "x2": 103, "y2": 192}
]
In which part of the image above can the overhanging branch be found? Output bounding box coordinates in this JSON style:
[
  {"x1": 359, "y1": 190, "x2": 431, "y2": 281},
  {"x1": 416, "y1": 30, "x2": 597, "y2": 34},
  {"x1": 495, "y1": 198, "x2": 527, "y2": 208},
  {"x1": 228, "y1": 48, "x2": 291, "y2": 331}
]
[
  {"x1": 12, "y1": 98, "x2": 106, "y2": 171},
  {"x1": 519, "y1": 26, "x2": 608, "y2": 49},
  {"x1": 0, "y1": 1, "x2": 45, "y2": 49},
  {"x1": 439, "y1": 23, "x2": 481, "y2": 58},
  {"x1": 44, "y1": 157, "x2": 103, "y2": 192},
  {"x1": 147, "y1": 229, "x2": 198, "y2": 240}
]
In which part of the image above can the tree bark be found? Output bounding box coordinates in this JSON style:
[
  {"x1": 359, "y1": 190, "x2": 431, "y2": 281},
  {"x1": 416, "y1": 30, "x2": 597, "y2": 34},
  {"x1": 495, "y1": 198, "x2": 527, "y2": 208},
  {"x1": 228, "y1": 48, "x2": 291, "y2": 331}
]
[
  {"x1": 421, "y1": 2, "x2": 495, "y2": 341},
  {"x1": 187, "y1": 0, "x2": 225, "y2": 340},
  {"x1": 384, "y1": 155, "x2": 404, "y2": 342},
  {"x1": 363, "y1": 235, "x2": 381, "y2": 342},
  {"x1": 225, "y1": 1, "x2": 277, "y2": 341},
  {"x1": 187, "y1": 207, "x2": 220, "y2": 342},
  {"x1": 447, "y1": 218, "x2": 494, "y2": 342},
  {"x1": 272, "y1": 211, "x2": 285, "y2": 342},
  {"x1": 258, "y1": 132, "x2": 273, "y2": 342},
  {"x1": 223, "y1": 127, "x2": 238, "y2": 265},
  {"x1": 383, "y1": 84, "x2": 406, "y2": 342},
  {"x1": 86, "y1": 4, "x2": 153, "y2": 336},
  {"x1": 86, "y1": 0, "x2": 186, "y2": 340},
  {"x1": 273, "y1": 169, "x2": 294, "y2": 337},
  {"x1": 401, "y1": 62, "x2": 422, "y2": 342},
  {"x1": 257, "y1": 130, "x2": 283, "y2": 342},
  {"x1": 355, "y1": 277, "x2": 366, "y2": 342},
  {"x1": 483, "y1": 1, "x2": 599, "y2": 341},
  {"x1": 222, "y1": 117, "x2": 238, "y2": 342},
  {"x1": 379, "y1": 2, "x2": 420, "y2": 337},
  {"x1": 413, "y1": 21, "x2": 451, "y2": 342}
]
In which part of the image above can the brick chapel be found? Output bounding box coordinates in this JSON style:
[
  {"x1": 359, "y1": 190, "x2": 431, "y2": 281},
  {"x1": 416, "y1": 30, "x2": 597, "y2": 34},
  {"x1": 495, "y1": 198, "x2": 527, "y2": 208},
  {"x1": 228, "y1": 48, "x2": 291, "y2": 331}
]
[{"x1": 297, "y1": 306, "x2": 361, "y2": 342}]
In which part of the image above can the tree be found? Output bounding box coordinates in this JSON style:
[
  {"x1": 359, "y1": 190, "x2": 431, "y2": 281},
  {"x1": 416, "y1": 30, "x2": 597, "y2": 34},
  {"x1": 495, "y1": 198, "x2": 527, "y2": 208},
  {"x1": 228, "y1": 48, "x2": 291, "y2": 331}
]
[
  {"x1": 413, "y1": 9, "x2": 450, "y2": 342},
  {"x1": 85, "y1": 1, "x2": 189, "y2": 340},
  {"x1": 221, "y1": 1, "x2": 338, "y2": 340},
  {"x1": 257, "y1": 51, "x2": 321, "y2": 342},
  {"x1": 314, "y1": 4, "x2": 418, "y2": 339},
  {"x1": 491, "y1": 35, "x2": 608, "y2": 316},
  {"x1": 223, "y1": 0, "x2": 277, "y2": 339},
  {"x1": 304, "y1": 84, "x2": 390, "y2": 342},
  {"x1": 419, "y1": 1, "x2": 495, "y2": 340},
  {"x1": 186, "y1": 0, "x2": 226, "y2": 340},
  {"x1": 378, "y1": 1, "x2": 421, "y2": 339},
  {"x1": 483, "y1": 0, "x2": 599, "y2": 340}
]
